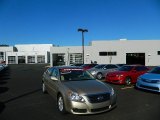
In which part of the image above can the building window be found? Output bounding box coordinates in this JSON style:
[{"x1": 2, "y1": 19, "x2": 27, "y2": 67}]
[
  {"x1": 0, "y1": 52, "x2": 4, "y2": 62},
  {"x1": 18, "y1": 56, "x2": 25, "y2": 63},
  {"x1": 70, "y1": 53, "x2": 82, "y2": 64},
  {"x1": 37, "y1": 55, "x2": 45, "y2": 63},
  {"x1": 99, "y1": 52, "x2": 107, "y2": 56},
  {"x1": 28, "y1": 56, "x2": 35, "y2": 63},
  {"x1": 99, "y1": 51, "x2": 117, "y2": 56},
  {"x1": 8, "y1": 56, "x2": 16, "y2": 64},
  {"x1": 158, "y1": 51, "x2": 160, "y2": 55}
]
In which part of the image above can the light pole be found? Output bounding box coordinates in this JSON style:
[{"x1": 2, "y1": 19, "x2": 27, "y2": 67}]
[{"x1": 78, "y1": 28, "x2": 88, "y2": 64}]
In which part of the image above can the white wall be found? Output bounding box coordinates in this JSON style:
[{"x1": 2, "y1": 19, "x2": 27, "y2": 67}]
[
  {"x1": 15, "y1": 44, "x2": 52, "y2": 52},
  {"x1": 50, "y1": 40, "x2": 160, "y2": 66},
  {"x1": 91, "y1": 40, "x2": 160, "y2": 66}
]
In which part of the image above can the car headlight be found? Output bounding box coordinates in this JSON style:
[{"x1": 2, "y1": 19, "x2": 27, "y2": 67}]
[
  {"x1": 69, "y1": 92, "x2": 85, "y2": 102},
  {"x1": 91, "y1": 71, "x2": 96, "y2": 75},
  {"x1": 155, "y1": 80, "x2": 160, "y2": 83},
  {"x1": 137, "y1": 77, "x2": 142, "y2": 81},
  {"x1": 111, "y1": 88, "x2": 115, "y2": 96},
  {"x1": 116, "y1": 74, "x2": 123, "y2": 77}
]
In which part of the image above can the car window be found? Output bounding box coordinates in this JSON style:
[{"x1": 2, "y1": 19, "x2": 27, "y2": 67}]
[
  {"x1": 104, "y1": 65, "x2": 118, "y2": 69},
  {"x1": 135, "y1": 66, "x2": 148, "y2": 71},
  {"x1": 94, "y1": 65, "x2": 105, "y2": 69},
  {"x1": 148, "y1": 67, "x2": 160, "y2": 74},
  {"x1": 46, "y1": 67, "x2": 54, "y2": 76},
  {"x1": 119, "y1": 66, "x2": 133, "y2": 71},
  {"x1": 51, "y1": 68, "x2": 58, "y2": 78},
  {"x1": 60, "y1": 68, "x2": 94, "y2": 81}
]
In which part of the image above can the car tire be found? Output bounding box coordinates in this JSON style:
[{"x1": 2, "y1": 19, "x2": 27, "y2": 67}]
[
  {"x1": 97, "y1": 73, "x2": 103, "y2": 80},
  {"x1": 125, "y1": 77, "x2": 131, "y2": 86},
  {"x1": 57, "y1": 94, "x2": 67, "y2": 114},
  {"x1": 42, "y1": 82, "x2": 47, "y2": 93}
]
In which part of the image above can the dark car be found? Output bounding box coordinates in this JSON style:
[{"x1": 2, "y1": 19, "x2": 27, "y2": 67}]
[{"x1": 105, "y1": 65, "x2": 149, "y2": 85}]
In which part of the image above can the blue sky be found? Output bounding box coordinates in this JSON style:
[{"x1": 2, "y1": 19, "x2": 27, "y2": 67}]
[{"x1": 0, "y1": 0, "x2": 160, "y2": 46}]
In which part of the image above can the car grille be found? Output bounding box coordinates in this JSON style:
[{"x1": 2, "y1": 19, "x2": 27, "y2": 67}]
[
  {"x1": 91, "y1": 106, "x2": 109, "y2": 112},
  {"x1": 72, "y1": 108, "x2": 87, "y2": 113},
  {"x1": 140, "y1": 85, "x2": 159, "y2": 91},
  {"x1": 87, "y1": 92, "x2": 110, "y2": 103},
  {"x1": 142, "y1": 79, "x2": 158, "y2": 83}
]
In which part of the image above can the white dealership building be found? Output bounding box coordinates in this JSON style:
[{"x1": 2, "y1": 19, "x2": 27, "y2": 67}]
[
  {"x1": 50, "y1": 40, "x2": 160, "y2": 66},
  {"x1": 0, "y1": 40, "x2": 160, "y2": 66},
  {"x1": 0, "y1": 44, "x2": 53, "y2": 64}
]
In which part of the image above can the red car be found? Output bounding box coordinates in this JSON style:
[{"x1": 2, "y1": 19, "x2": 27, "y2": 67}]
[
  {"x1": 105, "y1": 65, "x2": 149, "y2": 85},
  {"x1": 80, "y1": 64, "x2": 98, "y2": 70}
]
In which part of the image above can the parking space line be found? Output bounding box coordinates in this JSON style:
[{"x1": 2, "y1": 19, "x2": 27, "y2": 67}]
[{"x1": 121, "y1": 86, "x2": 134, "y2": 90}]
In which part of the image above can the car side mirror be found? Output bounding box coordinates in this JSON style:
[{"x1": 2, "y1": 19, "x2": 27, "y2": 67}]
[{"x1": 51, "y1": 76, "x2": 58, "y2": 81}]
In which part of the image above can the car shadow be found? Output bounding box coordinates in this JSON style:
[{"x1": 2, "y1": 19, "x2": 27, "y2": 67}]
[
  {"x1": 4, "y1": 88, "x2": 42, "y2": 103},
  {"x1": 0, "y1": 101, "x2": 5, "y2": 114},
  {"x1": 0, "y1": 87, "x2": 9, "y2": 94},
  {"x1": 0, "y1": 88, "x2": 42, "y2": 114},
  {"x1": 134, "y1": 86, "x2": 160, "y2": 95}
]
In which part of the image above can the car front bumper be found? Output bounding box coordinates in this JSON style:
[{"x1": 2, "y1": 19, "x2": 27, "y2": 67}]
[
  {"x1": 66, "y1": 94, "x2": 117, "y2": 114},
  {"x1": 136, "y1": 80, "x2": 160, "y2": 93}
]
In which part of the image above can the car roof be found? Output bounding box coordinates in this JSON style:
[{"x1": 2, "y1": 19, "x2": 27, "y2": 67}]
[{"x1": 51, "y1": 66, "x2": 82, "y2": 69}]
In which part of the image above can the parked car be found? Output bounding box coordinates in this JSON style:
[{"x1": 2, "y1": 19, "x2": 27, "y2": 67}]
[
  {"x1": 105, "y1": 65, "x2": 149, "y2": 85},
  {"x1": 136, "y1": 66, "x2": 160, "y2": 93},
  {"x1": 70, "y1": 63, "x2": 83, "y2": 67},
  {"x1": 80, "y1": 64, "x2": 98, "y2": 70},
  {"x1": 88, "y1": 64, "x2": 120, "y2": 80},
  {"x1": 42, "y1": 66, "x2": 117, "y2": 114},
  {"x1": 0, "y1": 64, "x2": 4, "y2": 72}
]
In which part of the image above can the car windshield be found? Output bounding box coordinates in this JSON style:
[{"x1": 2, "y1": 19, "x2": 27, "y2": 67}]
[
  {"x1": 81, "y1": 64, "x2": 89, "y2": 67},
  {"x1": 148, "y1": 67, "x2": 160, "y2": 74},
  {"x1": 60, "y1": 68, "x2": 95, "y2": 81},
  {"x1": 119, "y1": 66, "x2": 133, "y2": 71},
  {"x1": 94, "y1": 65, "x2": 105, "y2": 69}
]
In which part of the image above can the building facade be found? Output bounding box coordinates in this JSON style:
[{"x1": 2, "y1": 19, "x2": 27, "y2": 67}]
[
  {"x1": 0, "y1": 44, "x2": 52, "y2": 64},
  {"x1": 50, "y1": 40, "x2": 160, "y2": 66},
  {"x1": 1, "y1": 40, "x2": 160, "y2": 66}
]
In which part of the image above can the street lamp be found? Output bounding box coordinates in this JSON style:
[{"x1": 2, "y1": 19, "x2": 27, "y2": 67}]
[{"x1": 78, "y1": 28, "x2": 88, "y2": 64}]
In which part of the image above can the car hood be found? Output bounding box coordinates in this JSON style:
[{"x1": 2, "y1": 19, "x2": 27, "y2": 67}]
[
  {"x1": 140, "y1": 73, "x2": 160, "y2": 80},
  {"x1": 88, "y1": 68, "x2": 99, "y2": 72},
  {"x1": 108, "y1": 71, "x2": 127, "y2": 75},
  {"x1": 63, "y1": 80, "x2": 111, "y2": 95}
]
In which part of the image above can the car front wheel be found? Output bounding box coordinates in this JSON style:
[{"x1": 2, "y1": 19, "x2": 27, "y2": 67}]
[
  {"x1": 125, "y1": 77, "x2": 131, "y2": 86},
  {"x1": 57, "y1": 94, "x2": 66, "y2": 114},
  {"x1": 97, "y1": 73, "x2": 103, "y2": 80}
]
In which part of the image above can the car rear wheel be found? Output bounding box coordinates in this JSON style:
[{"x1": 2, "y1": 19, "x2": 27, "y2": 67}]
[
  {"x1": 57, "y1": 94, "x2": 66, "y2": 114},
  {"x1": 125, "y1": 77, "x2": 131, "y2": 86},
  {"x1": 97, "y1": 73, "x2": 103, "y2": 80}
]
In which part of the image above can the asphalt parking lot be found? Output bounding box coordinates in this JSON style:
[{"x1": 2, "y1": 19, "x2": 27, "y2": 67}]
[{"x1": 0, "y1": 64, "x2": 160, "y2": 120}]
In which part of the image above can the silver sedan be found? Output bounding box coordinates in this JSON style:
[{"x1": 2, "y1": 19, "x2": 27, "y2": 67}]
[
  {"x1": 87, "y1": 64, "x2": 120, "y2": 80},
  {"x1": 42, "y1": 66, "x2": 117, "y2": 114}
]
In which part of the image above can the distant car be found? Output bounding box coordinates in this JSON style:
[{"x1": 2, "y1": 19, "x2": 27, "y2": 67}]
[
  {"x1": 42, "y1": 66, "x2": 117, "y2": 114},
  {"x1": 88, "y1": 64, "x2": 120, "y2": 80},
  {"x1": 105, "y1": 65, "x2": 149, "y2": 85},
  {"x1": 136, "y1": 66, "x2": 160, "y2": 93},
  {"x1": 70, "y1": 63, "x2": 83, "y2": 67},
  {"x1": 0, "y1": 64, "x2": 4, "y2": 72},
  {"x1": 80, "y1": 64, "x2": 98, "y2": 70}
]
